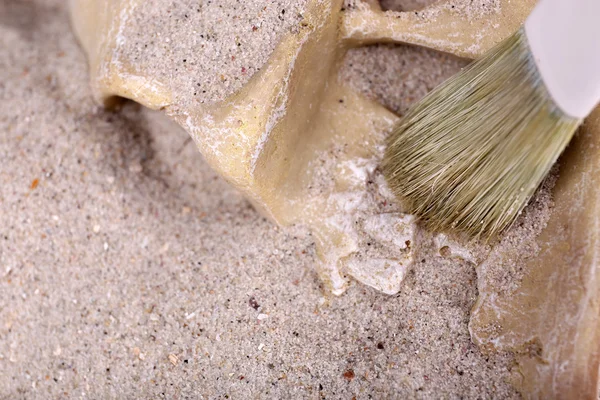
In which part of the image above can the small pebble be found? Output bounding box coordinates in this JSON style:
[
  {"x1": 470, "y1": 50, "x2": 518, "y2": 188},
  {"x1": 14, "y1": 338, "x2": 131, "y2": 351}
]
[{"x1": 168, "y1": 354, "x2": 179, "y2": 366}]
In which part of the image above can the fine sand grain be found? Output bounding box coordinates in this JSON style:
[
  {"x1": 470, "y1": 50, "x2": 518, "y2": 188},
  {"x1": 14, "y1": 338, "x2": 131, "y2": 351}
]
[
  {"x1": 381, "y1": 0, "x2": 434, "y2": 10},
  {"x1": 118, "y1": 0, "x2": 309, "y2": 105},
  {"x1": 0, "y1": 0, "x2": 552, "y2": 398}
]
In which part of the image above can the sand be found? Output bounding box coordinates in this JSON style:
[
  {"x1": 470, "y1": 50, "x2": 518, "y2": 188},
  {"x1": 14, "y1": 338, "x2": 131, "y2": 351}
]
[
  {"x1": 0, "y1": 0, "x2": 553, "y2": 398},
  {"x1": 342, "y1": 44, "x2": 468, "y2": 115},
  {"x1": 381, "y1": 0, "x2": 433, "y2": 11},
  {"x1": 118, "y1": 0, "x2": 309, "y2": 105}
]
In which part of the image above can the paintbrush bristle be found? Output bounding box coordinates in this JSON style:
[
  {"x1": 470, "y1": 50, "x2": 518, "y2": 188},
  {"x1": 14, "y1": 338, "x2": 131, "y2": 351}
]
[{"x1": 383, "y1": 28, "x2": 581, "y2": 238}]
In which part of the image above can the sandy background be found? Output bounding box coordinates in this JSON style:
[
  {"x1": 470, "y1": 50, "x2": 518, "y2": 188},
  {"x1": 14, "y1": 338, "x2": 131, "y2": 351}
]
[{"x1": 0, "y1": 1, "x2": 520, "y2": 398}]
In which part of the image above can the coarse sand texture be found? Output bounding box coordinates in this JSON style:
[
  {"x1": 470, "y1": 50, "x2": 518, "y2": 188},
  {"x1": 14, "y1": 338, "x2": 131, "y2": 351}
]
[
  {"x1": 117, "y1": 0, "x2": 310, "y2": 105},
  {"x1": 2, "y1": 0, "x2": 600, "y2": 398}
]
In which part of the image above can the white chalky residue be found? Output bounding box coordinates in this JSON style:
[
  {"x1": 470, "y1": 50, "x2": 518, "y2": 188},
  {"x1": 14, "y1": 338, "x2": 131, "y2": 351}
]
[{"x1": 307, "y1": 145, "x2": 417, "y2": 295}]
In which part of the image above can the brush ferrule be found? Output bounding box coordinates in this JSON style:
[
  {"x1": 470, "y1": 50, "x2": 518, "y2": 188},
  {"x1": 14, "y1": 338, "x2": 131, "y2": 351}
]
[{"x1": 525, "y1": 0, "x2": 600, "y2": 119}]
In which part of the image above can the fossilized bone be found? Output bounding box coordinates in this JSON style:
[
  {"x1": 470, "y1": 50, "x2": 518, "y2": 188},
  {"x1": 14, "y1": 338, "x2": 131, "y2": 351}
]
[
  {"x1": 69, "y1": 0, "x2": 536, "y2": 295},
  {"x1": 70, "y1": 0, "x2": 599, "y2": 397},
  {"x1": 469, "y1": 109, "x2": 600, "y2": 399}
]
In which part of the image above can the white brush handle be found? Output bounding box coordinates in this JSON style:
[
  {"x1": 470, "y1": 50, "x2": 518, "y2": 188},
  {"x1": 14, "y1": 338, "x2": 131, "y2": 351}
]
[{"x1": 525, "y1": 0, "x2": 600, "y2": 119}]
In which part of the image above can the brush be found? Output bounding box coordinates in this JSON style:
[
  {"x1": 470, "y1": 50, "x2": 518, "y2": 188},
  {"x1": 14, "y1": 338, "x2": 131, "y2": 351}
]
[{"x1": 382, "y1": 0, "x2": 600, "y2": 238}]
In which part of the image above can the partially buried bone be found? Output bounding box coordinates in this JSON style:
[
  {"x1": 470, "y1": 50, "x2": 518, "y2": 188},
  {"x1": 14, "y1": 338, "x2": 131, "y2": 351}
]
[
  {"x1": 70, "y1": 0, "x2": 600, "y2": 397},
  {"x1": 469, "y1": 109, "x2": 600, "y2": 399},
  {"x1": 69, "y1": 0, "x2": 535, "y2": 295}
]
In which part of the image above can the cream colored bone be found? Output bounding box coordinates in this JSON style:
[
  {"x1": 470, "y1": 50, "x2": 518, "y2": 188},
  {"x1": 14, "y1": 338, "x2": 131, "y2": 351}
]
[
  {"x1": 69, "y1": 0, "x2": 535, "y2": 295},
  {"x1": 340, "y1": 0, "x2": 536, "y2": 58},
  {"x1": 71, "y1": 0, "x2": 600, "y2": 397},
  {"x1": 469, "y1": 108, "x2": 600, "y2": 399}
]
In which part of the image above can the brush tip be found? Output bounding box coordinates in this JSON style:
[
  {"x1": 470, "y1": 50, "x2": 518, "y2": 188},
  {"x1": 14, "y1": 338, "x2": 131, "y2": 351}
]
[{"x1": 383, "y1": 29, "x2": 581, "y2": 238}]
